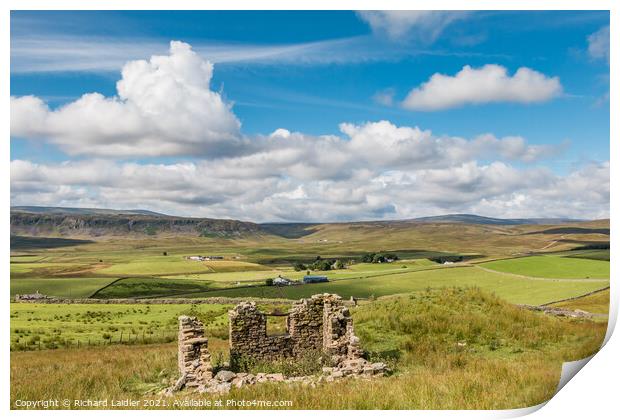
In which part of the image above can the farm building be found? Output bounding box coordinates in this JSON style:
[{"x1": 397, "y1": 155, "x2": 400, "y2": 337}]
[
  {"x1": 273, "y1": 276, "x2": 294, "y2": 286},
  {"x1": 303, "y1": 275, "x2": 329, "y2": 284},
  {"x1": 186, "y1": 255, "x2": 224, "y2": 261}
]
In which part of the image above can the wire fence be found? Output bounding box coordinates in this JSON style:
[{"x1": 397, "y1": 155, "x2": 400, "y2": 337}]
[{"x1": 11, "y1": 329, "x2": 180, "y2": 352}]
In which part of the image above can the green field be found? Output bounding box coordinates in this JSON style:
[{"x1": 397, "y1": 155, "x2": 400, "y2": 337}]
[
  {"x1": 165, "y1": 266, "x2": 609, "y2": 306},
  {"x1": 11, "y1": 277, "x2": 118, "y2": 299},
  {"x1": 480, "y1": 255, "x2": 609, "y2": 279},
  {"x1": 9, "y1": 301, "x2": 294, "y2": 351}
]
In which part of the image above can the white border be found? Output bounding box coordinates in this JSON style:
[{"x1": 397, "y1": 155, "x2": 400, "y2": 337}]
[{"x1": 2, "y1": 1, "x2": 616, "y2": 419}]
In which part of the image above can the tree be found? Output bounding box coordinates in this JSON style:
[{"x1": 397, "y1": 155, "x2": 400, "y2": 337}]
[
  {"x1": 162, "y1": 251, "x2": 168, "y2": 256},
  {"x1": 334, "y1": 259, "x2": 346, "y2": 270},
  {"x1": 311, "y1": 259, "x2": 333, "y2": 271},
  {"x1": 293, "y1": 262, "x2": 307, "y2": 272},
  {"x1": 265, "y1": 278, "x2": 274, "y2": 286},
  {"x1": 361, "y1": 253, "x2": 375, "y2": 263}
]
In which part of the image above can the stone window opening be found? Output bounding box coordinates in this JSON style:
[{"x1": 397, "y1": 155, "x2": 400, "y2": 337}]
[{"x1": 265, "y1": 311, "x2": 289, "y2": 337}]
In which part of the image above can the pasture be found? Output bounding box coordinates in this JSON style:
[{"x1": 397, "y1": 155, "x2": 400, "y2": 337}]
[
  {"x1": 165, "y1": 266, "x2": 610, "y2": 306},
  {"x1": 9, "y1": 301, "x2": 294, "y2": 351},
  {"x1": 10, "y1": 288, "x2": 607, "y2": 409},
  {"x1": 10, "y1": 277, "x2": 115, "y2": 299},
  {"x1": 480, "y1": 255, "x2": 609, "y2": 279}
]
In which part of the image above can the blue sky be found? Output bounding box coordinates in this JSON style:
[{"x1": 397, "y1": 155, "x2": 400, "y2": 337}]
[{"x1": 9, "y1": 11, "x2": 610, "y2": 221}]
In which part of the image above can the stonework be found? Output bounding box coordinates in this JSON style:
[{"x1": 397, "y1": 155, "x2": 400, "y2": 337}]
[
  {"x1": 177, "y1": 316, "x2": 213, "y2": 389},
  {"x1": 169, "y1": 293, "x2": 386, "y2": 395},
  {"x1": 228, "y1": 301, "x2": 293, "y2": 363},
  {"x1": 229, "y1": 293, "x2": 362, "y2": 365}
]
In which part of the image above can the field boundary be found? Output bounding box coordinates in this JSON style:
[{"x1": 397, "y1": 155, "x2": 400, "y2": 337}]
[
  {"x1": 474, "y1": 265, "x2": 609, "y2": 282},
  {"x1": 540, "y1": 286, "x2": 610, "y2": 307},
  {"x1": 12, "y1": 296, "x2": 294, "y2": 305},
  {"x1": 87, "y1": 277, "x2": 130, "y2": 298}
]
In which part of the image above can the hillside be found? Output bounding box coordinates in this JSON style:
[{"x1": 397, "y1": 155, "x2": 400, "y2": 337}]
[
  {"x1": 11, "y1": 206, "x2": 168, "y2": 217},
  {"x1": 10, "y1": 206, "x2": 599, "y2": 240},
  {"x1": 10, "y1": 211, "x2": 264, "y2": 238}
]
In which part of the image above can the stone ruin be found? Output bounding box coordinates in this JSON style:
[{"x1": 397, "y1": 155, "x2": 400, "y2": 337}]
[{"x1": 169, "y1": 293, "x2": 387, "y2": 395}]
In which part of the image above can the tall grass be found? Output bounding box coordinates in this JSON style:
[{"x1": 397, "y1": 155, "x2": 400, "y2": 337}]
[{"x1": 11, "y1": 287, "x2": 606, "y2": 409}]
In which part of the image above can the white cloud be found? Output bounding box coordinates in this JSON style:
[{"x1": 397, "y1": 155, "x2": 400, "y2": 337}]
[
  {"x1": 357, "y1": 11, "x2": 466, "y2": 42},
  {"x1": 10, "y1": 34, "x2": 440, "y2": 74},
  {"x1": 9, "y1": 40, "x2": 606, "y2": 222},
  {"x1": 402, "y1": 64, "x2": 562, "y2": 111},
  {"x1": 10, "y1": 158, "x2": 609, "y2": 222},
  {"x1": 587, "y1": 25, "x2": 610, "y2": 62},
  {"x1": 11, "y1": 41, "x2": 242, "y2": 157}
]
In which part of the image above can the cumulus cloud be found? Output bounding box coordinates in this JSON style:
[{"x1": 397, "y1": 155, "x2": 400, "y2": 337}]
[
  {"x1": 402, "y1": 64, "x2": 563, "y2": 111},
  {"x1": 587, "y1": 25, "x2": 610, "y2": 63},
  {"x1": 357, "y1": 11, "x2": 466, "y2": 42},
  {"x1": 10, "y1": 158, "x2": 609, "y2": 222},
  {"x1": 10, "y1": 119, "x2": 589, "y2": 223},
  {"x1": 11, "y1": 41, "x2": 242, "y2": 157},
  {"x1": 9, "y1": 40, "x2": 606, "y2": 222}
]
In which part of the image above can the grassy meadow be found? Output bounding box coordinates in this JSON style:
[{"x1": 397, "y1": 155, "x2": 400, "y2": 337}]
[{"x1": 10, "y1": 288, "x2": 607, "y2": 409}]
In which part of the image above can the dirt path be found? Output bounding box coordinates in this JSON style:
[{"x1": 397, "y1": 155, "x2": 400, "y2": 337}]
[{"x1": 537, "y1": 234, "x2": 566, "y2": 251}]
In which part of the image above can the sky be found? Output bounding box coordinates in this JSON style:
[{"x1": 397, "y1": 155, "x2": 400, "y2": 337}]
[{"x1": 9, "y1": 10, "x2": 610, "y2": 222}]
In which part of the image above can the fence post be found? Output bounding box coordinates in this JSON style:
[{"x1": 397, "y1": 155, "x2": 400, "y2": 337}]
[{"x1": 120, "y1": 332, "x2": 123, "y2": 344}]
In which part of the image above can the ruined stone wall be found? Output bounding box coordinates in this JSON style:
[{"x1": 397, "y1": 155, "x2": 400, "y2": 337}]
[
  {"x1": 173, "y1": 294, "x2": 381, "y2": 394},
  {"x1": 288, "y1": 295, "x2": 325, "y2": 355},
  {"x1": 322, "y1": 295, "x2": 363, "y2": 363},
  {"x1": 178, "y1": 316, "x2": 212, "y2": 387},
  {"x1": 228, "y1": 302, "x2": 292, "y2": 363},
  {"x1": 228, "y1": 293, "x2": 361, "y2": 364}
]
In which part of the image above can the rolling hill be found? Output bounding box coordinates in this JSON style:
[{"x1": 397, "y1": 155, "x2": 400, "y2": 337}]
[{"x1": 10, "y1": 206, "x2": 601, "y2": 241}]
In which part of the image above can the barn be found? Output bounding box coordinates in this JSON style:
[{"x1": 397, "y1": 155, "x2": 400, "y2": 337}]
[{"x1": 303, "y1": 275, "x2": 329, "y2": 284}]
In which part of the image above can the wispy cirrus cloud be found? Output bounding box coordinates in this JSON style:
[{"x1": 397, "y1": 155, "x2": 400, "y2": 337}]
[
  {"x1": 357, "y1": 11, "x2": 468, "y2": 42},
  {"x1": 11, "y1": 33, "x2": 511, "y2": 74},
  {"x1": 10, "y1": 36, "x2": 365, "y2": 73}
]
